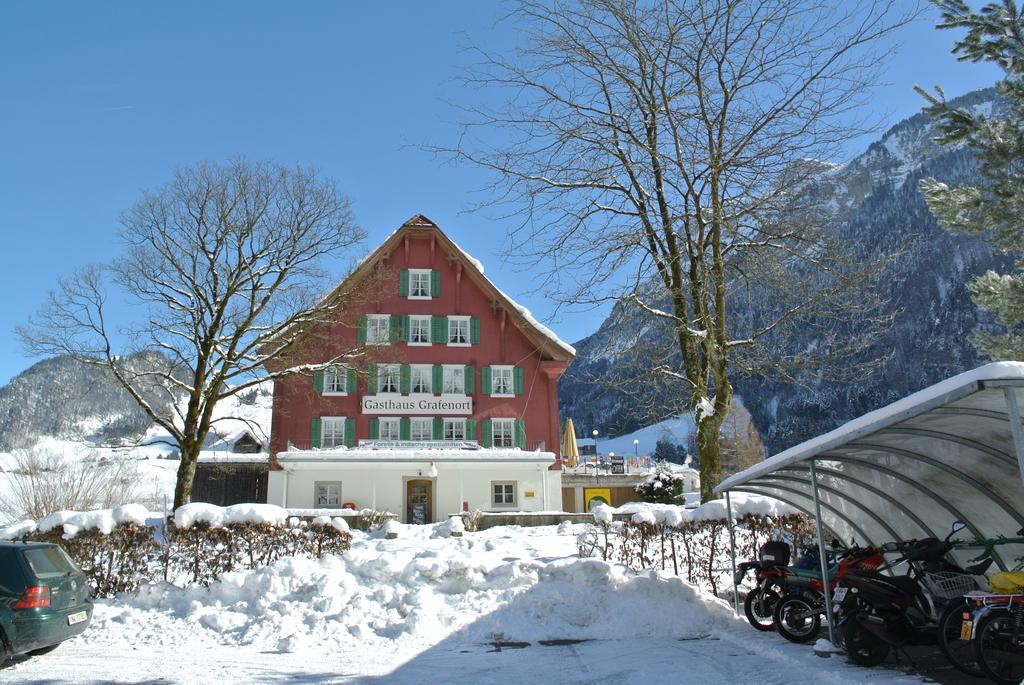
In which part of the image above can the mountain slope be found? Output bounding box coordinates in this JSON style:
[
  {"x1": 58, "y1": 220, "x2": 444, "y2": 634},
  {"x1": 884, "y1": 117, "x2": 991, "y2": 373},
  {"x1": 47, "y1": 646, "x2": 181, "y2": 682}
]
[
  {"x1": 559, "y1": 87, "x2": 1009, "y2": 455},
  {"x1": 0, "y1": 353, "x2": 178, "y2": 450}
]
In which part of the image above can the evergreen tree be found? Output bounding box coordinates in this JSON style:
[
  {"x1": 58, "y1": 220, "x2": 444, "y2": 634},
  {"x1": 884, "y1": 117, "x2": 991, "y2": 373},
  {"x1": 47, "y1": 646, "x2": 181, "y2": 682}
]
[
  {"x1": 918, "y1": 0, "x2": 1024, "y2": 359},
  {"x1": 634, "y1": 461, "x2": 685, "y2": 504}
]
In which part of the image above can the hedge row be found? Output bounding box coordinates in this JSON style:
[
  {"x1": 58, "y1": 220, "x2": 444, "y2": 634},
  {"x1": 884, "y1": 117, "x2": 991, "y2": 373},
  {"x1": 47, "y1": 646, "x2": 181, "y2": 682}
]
[
  {"x1": 577, "y1": 512, "x2": 815, "y2": 596},
  {"x1": 23, "y1": 517, "x2": 352, "y2": 597}
]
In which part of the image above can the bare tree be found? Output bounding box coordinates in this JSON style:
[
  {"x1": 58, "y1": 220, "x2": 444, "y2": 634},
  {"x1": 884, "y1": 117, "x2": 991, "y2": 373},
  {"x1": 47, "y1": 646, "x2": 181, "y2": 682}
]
[
  {"x1": 442, "y1": 0, "x2": 912, "y2": 501},
  {"x1": 20, "y1": 159, "x2": 366, "y2": 508}
]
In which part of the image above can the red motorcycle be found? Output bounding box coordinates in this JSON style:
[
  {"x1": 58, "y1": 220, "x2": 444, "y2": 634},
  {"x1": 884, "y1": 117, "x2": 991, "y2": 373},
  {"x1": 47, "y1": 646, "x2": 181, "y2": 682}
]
[
  {"x1": 735, "y1": 541, "x2": 794, "y2": 631},
  {"x1": 771, "y1": 544, "x2": 885, "y2": 643}
]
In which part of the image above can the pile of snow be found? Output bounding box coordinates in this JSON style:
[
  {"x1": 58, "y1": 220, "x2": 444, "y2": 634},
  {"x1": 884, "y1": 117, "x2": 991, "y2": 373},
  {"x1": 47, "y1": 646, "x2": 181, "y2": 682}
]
[
  {"x1": 592, "y1": 494, "x2": 797, "y2": 526},
  {"x1": 310, "y1": 516, "x2": 350, "y2": 533},
  {"x1": 32, "y1": 504, "x2": 157, "y2": 538},
  {"x1": 89, "y1": 523, "x2": 735, "y2": 664},
  {"x1": 173, "y1": 502, "x2": 289, "y2": 529},
  {"x1": 0, "y1": 520, "x2": 37, "y2": 540}
]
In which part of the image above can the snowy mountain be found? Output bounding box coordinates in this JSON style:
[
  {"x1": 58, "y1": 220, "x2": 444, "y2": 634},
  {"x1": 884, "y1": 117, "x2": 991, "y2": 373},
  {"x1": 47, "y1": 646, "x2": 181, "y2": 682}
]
[
  {"x1": 559, "y1": 87, "x2": 1010, "y2": 455},
  {"x1": 0, "y1": 353, "x2": 180, "y2": 450},
  {"x1": 0, "y1": 353, "x2": 273, "y2": 452}
]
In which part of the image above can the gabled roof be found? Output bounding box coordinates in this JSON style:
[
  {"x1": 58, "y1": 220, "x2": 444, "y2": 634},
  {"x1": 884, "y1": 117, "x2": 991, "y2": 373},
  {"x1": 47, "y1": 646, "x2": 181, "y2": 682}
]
[{"x1": 320, "y1": 215, "x2": 575, "y2": 362}]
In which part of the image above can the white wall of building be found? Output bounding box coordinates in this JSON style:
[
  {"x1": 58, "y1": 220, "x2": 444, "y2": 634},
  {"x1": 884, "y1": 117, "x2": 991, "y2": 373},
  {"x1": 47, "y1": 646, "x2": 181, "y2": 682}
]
[{"x1": 268, "y1": 457, "x2": 561, "y2": 522}]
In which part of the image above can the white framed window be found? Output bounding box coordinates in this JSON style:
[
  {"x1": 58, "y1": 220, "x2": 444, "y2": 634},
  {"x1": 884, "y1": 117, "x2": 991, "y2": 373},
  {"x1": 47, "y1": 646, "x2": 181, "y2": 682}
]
[
  {"x1": 367, "y1": 314, "x2": 390, "y2": 345},
  {"x1": 491, "y1": 366, "x2": 514, "y2": 396},
  {"x1": 410, "y1": 417, "x2": 433, "y2": 441},
  {"x1": 408, "y1": 315, "x2": 432, "y2": 345},
  {"x1": 323, "y1": 366, "x2": 348, "y2": 395},
  {"x1": 378, "y1": 417, "x2": 401, "y2": 441},
  {"x1": 409, "y1": 269, "x2": 432, "y2": 299},
  {"x1": 321, "y1": 417, "x2": 347, "y2": 449},
  {"x1": 492, "y1": 418, "x2": 515, "y2": 448},
  {"x1": 442, "y1": 365, "x2": 465, "y2": 395},
  {"x1": 377, "y1": 364, "x2": 400, "y2": 394},
  {"x1": 315, "y1": 481, "x2": 343, "y2": 508},
  {"x1": 447, "y1": 316, "x2": 470, "y2": 346},
  {"x1": 491, "y1": 481, "x2": 517, "y2": 507},
  {"x1": 443, "y1": 418, "x2": 466, "y2": 441},
  {"x1": 410, "y1": 364, "x2": 432, "y2": 394}
]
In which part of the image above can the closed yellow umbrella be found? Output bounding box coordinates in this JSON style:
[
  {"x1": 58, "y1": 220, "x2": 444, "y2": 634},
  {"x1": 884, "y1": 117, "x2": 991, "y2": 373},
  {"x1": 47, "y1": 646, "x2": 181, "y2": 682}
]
[{"x1": 562, "y1": 418, "x2": 580, "y2": 468}]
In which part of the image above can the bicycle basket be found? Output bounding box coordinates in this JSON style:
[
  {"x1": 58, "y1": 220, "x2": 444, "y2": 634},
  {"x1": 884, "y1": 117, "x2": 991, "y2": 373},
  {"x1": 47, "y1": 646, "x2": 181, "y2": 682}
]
[{"x1": 922, "y1": 572, "x2": 980, "y2": 600}]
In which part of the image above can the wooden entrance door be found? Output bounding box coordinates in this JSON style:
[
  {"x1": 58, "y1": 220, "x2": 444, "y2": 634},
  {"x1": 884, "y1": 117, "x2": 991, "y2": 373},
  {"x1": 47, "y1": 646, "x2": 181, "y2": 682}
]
[{"x1": 406, "y1": 479, "x2": 433, "y2": 524}]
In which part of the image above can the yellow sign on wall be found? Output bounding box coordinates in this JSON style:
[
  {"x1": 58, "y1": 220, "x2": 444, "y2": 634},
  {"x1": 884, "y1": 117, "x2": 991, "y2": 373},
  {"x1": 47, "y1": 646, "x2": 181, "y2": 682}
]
[{"x1": 584, "y1": 487, "x2": 612, "y2": 511}]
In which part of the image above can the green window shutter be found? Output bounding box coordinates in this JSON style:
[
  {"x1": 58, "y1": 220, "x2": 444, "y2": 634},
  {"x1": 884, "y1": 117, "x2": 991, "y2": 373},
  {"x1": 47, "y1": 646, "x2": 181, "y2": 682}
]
[
  {"x1": 432, "y1": 315, "x2": 447, "y2": 344},
  {"x1": 515, "y1": 420, "x2": 526, "y2": 449},
  {"x1": 310, "y1": 418, "x2": 322, "y2": 449},
  {"x1": 368, "y1": 363, "x2": 379, "y2": 394},
  {"x1": 466, "y1": 420, "x2": 476, "y2": 441},
  {"x1": 481, "y1": 366, "x2": 492, "y2": 395},
  {"x1": 433, "y1": 417, "x2": 444, "y2": 440},
  {"x1": 403, "y1": 315, "x2": 412, "y2": 342},
  {"x1": 400, "y1": 418, "x2": 411, "y2": 440},
  {"x1": 356, "y1": 315, "x2": 367, "y2": 343},
  {"x1": 368, "y1": 418, "x2": 379, "y2": 440},
  {"x1": 464, "y1": 365, "x2": 475, "y2": 394},
  {"x1": 470, "y1": 317, "x2": 480, "y2": 344},
  {"x1": 389, "y1": 315, "x2": 401, "y2": 343},
  {"x1": 399, "y1": 270, "x2": 410, "y2": 296},
  {"x1": 344, "y1": 418, "x2": 356, "y2": 448},
  {"x1": 513, "y1": 367, "x2": 524, "y2": 395},
  {"x1": 431, "y1": 270, "x2": 441, "y2": 297},
  {"x1": 481, "y1": 419, "x2": 493, "y2": 448},
  {"x1": 346, "y1": 367, "x2": 357, "y2": 393},
  {"x1": 432, "y1": 365, "x2": 443, "y2": 394},
  {"x1": 313, "y1": 370, "x2": 325, "y2": 394},
  {"x1": 400, "y1": 365, "x2": 411, "y2": 394}
]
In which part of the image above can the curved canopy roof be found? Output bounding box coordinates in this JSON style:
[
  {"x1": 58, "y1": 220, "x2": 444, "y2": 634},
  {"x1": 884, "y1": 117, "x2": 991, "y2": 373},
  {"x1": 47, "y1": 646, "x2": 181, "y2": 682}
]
[{"x1": 716, "y1": 363, "x2": 1024, "y2": 571}]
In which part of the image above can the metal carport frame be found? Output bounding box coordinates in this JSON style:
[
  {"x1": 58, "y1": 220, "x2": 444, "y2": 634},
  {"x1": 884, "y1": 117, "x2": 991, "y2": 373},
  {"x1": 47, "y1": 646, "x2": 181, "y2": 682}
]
[{"x1": 715, "y1": 363, "x2": 1024, "y2": 644}]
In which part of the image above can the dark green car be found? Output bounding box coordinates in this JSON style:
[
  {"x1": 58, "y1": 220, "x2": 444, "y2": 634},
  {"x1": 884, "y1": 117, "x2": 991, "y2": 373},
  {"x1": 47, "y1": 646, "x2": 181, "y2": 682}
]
[{"x1": 0, "y1": 542, "x2": 92, "y2": 664}]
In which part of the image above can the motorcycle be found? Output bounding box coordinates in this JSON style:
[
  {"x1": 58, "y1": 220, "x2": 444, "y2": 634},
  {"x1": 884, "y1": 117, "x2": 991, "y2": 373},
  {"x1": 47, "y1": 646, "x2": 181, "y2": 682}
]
[
  {"x1": 833, "y1": 521, "x2": 991, "y2": 667},
  {"x1": 770, "y1": 543, "x2": 885, "y2": 643},
  {"x1": 735, "y1": 540, "x2": 797, "y2": 631}
]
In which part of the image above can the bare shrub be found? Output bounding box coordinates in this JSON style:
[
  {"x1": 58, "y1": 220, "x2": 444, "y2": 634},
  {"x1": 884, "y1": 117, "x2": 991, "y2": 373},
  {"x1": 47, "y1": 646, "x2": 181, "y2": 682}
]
[
  {"x1": 0, "y1": 447, "x2": 139, "y2": 521},
  {"x1": 578, "y1": 512, "x2": 815, "y2": 597},
  {"x1": 32, "y1": 523, "x2": 158, "y2": 598}
]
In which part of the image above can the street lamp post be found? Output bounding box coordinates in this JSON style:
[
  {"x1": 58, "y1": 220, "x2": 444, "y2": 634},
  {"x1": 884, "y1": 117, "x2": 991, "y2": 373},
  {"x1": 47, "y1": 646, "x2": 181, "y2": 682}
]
[{"x1": 592, "y1": 429, "x2": 599, "y2": 477}]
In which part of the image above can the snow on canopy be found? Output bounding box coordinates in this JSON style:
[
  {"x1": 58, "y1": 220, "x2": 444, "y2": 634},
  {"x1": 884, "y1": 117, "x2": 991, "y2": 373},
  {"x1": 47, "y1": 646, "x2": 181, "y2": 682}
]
[{"x1": 716, "y1": 362, "x2": 1024, "y2": 568}]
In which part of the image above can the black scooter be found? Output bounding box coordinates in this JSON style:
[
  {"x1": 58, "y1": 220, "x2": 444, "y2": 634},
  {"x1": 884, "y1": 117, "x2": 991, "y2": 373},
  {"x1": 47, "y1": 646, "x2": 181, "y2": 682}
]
[{"x1": 832, "y1": 522, "x2": 992, "y2": 667}]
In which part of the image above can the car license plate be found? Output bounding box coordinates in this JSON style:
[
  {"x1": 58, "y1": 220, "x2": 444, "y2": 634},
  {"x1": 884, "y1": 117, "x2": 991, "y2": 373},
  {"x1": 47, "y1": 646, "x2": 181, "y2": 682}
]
[
  {"x1": 67, "y1": 611, "x2": 87, "y2": 626},
  {"x1": 832, "y1": 587, "x2": 848, "y2": 602},
  {"x1": 959, "y1": 619, "x2": 972, "y2": 641}
]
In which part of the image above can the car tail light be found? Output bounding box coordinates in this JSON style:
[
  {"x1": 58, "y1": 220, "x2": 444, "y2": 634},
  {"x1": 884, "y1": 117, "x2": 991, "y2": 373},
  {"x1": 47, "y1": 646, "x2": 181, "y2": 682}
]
[{"x1": 13, "y1": 586, "x2": 51, "y2": 609}]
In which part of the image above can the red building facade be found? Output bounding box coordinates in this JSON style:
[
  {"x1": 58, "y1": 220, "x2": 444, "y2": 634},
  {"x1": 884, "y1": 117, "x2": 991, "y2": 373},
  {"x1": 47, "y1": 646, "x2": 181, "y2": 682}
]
[{"x1": 269, "y1": 215, "x2": 574, "y2": 465}]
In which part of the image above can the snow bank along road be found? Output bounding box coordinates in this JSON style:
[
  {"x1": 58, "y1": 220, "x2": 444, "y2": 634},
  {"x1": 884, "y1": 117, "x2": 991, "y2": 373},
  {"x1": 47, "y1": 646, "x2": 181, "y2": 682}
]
[{"x1": 2, "y1": 523, "x2": 927, "y2": 684}]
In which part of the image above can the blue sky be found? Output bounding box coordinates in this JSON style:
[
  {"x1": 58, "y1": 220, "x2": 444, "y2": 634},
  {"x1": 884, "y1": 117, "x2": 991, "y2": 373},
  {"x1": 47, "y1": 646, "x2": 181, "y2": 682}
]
[{"x1": 0, "y1": 1, "x2": 1004, "y2": 385}]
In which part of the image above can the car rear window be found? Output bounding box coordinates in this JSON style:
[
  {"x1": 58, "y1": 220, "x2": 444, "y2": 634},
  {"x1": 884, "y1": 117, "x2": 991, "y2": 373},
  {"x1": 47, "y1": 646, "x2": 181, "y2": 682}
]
[{"x1": 22, "y1": 547, "x2": 78, "y2": 579}]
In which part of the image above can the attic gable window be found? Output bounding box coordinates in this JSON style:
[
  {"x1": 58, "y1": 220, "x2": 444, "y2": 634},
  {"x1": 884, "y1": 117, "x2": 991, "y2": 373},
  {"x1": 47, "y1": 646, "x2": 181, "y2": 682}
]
[{"x1": 409, "y1": 269, "x2": 432, "y2": 299}]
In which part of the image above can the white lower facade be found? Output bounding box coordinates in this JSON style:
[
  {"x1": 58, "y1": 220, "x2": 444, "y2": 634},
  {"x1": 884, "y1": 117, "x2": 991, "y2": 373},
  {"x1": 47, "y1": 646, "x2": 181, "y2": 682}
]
[{"x1": 268, "y1": 449, "x2": 561, "y2": 523}]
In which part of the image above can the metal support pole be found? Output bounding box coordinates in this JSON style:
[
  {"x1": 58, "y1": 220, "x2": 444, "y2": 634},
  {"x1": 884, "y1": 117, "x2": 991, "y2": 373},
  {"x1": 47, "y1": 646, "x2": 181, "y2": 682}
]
[
  {"x1": 810, "y1": 460, "x2": 836, "y2": 645},
  {"x1": 725, "y1": 491, "x2": 741, "y2": 615},
  {"x1": 1003, "y1": 387, "x2": 1024, "y2": 486}
]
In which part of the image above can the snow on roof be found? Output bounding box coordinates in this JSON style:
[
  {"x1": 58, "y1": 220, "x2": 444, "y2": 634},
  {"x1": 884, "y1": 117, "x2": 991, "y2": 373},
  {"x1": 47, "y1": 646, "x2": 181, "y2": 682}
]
[
  {"x1": 326, "y1": 214, "x2": 576, "y2": 360},
  {"x1": 717, "y1": 361, "x2": 1024, "y2": 492},
  {"x1": 278, "y1": 447, "x2": 556, "y2": 463}
]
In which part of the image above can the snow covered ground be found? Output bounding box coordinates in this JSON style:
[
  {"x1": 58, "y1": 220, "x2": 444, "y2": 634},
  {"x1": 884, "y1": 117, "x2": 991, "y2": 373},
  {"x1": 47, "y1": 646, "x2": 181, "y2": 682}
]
[{"x1": 2, "y1": 522, "x2": 928, "y2": 684}]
